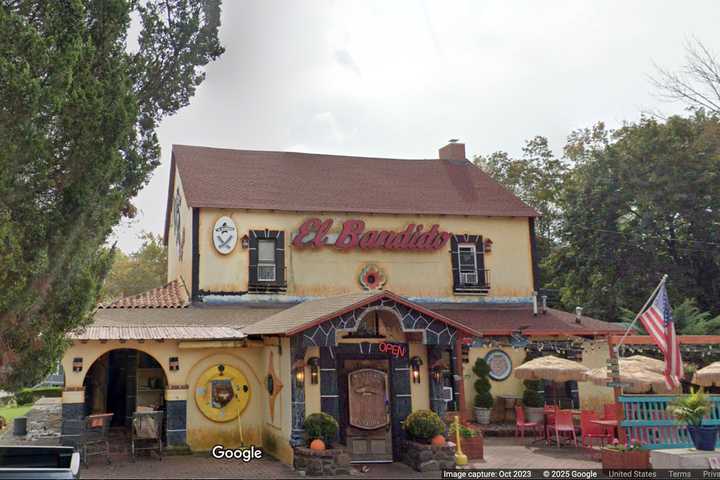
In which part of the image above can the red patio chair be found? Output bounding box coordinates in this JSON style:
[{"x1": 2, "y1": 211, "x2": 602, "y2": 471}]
[
  {"x1": 544, "y1": 404, "x2": 557, "y2": 440},
  {"x1": 515, "y1": 406, "x2": 542, "y2": 440},
  {"x1": 580, "y1": 410, "x2": 612, "y2": 448},
  {"x1": 603, "y1": 403, "x2": 621, "y2": 420},
  {"x1": 546, "y1": 410, "x2": 577, "y2": 447}
]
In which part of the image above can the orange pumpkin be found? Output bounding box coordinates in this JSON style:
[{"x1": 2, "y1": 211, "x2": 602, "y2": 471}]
[
  {"x1": 310, "y1": 438, "x2": 326, "y2": 451},
  {"x1": 431, "y1": 434, "x2": 446, "y2": 446}
]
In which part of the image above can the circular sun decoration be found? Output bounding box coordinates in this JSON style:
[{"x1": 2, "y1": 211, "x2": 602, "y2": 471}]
[
  {"x1": 359, "y1": 264, "x2": 386, "y2": 290},
  {"x1": 195, "y1": 364, "x2": 251, "y2": 422},
  {"x1": 484, "y1": 349, "x2": 512, "y2": 381}
]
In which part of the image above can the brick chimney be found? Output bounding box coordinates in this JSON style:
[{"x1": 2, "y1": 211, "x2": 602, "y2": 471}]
[{"x1": 438, "y1": 139, "x2": 466, "y2": 160}]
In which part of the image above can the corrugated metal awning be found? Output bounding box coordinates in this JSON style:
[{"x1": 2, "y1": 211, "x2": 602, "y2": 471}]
[{"x1": 69, "y1": 325, "x2": 246, "y2": 341}]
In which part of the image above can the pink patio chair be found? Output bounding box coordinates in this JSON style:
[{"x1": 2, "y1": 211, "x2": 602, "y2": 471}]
[
  {"x1": 603, "y1": 403, "x2": 621, "y2": 420},
  {"x1": 580, "y1": 410, "x2": 613, "y2": 448},
  {"x1": 546, "y1": 410, "x2": 577, "y2": 447},
  {"x1": 544, "y1": 404, "x2": 558, "y2": 440},
  {"x1": 515, "y1": 406, "x2": 542, "y2": 440}
]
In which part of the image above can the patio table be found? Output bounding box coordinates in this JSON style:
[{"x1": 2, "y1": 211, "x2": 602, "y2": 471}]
[{"x1": 590, "y1": 419, "x2": 619, "y2": 441}]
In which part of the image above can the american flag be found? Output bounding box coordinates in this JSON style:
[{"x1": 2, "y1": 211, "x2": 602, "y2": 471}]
[{"x1": 638, "y1": 283, "x2": 682, "y2": 389}]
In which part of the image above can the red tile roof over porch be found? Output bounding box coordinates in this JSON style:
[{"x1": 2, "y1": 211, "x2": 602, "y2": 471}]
[{"x1": 170, "y1": 145, "x2": 539, "y2": 217}]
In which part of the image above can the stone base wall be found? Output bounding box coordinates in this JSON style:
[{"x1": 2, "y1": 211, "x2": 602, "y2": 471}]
[
  {"x1": 293, "y1": 446, "x2": 351, "y2": 476},
  {"x1": 401, "y1": 440, "x2": 456, "y2": 471}
]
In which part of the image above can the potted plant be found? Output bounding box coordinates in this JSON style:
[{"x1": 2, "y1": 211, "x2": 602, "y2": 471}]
[
  {"x1": 601, "y1": 439, "x2": 650, "y2": 470},
  {"x1": 402, "y1": 410, "x2": 446, "y2": 444},
  {"x1": 303, "y1": 412, "x2": 339, "y2": 451},
  {"x1": 472, "y1": 358, "x2": 494, "y2": 424},
  {"x1": 522, "y1": 378, "x2": 545, "y2": 423},
  {"x1": 668, "y1": 388, "x2": 716, "y2": 451},
  {"x1": 449, "y1": 422, "x2": 484, "y2": 459}
]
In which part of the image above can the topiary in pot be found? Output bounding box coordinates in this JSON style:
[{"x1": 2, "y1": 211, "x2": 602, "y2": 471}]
[
  {"x1": 304, "y1": 412, "x2": 339, "y2": 448},
  {"x1": 472, "y1": 358, "x2": 494, "y2": 424},
  {"x1": 522, "y1": 378, "x2": 545, "y2": 423},
  {"x1": 402, "y1": 410, "x2": 446, "y2": 443}
]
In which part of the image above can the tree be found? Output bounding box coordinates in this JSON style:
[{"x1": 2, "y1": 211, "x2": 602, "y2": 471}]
[
  {"x1": 0, "y1": 1, "x2": 224, "y2": 388},
  {"x1": 550, "y1": 113, "x2": 720, "y2": 321},
  {"x1": 101, "y1": 232, "x2": 167, "y2": 302},
  {"x1": 475, "y1": 136, "x2": 569, "y2": 286},
  {"x1": 621, "y1": 298, "x2": 720, "y2": 335},
  {"x1": 652, "y1": 38, "x2": 720, "y2": 116}
]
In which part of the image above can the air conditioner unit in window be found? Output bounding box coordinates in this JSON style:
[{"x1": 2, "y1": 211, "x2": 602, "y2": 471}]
[
  {"x1": 460, "y1": 272, "x2": 478, "y2": 285},
  {"x1": 257, "y1": 264, "x2": 276, "y2": 282}
]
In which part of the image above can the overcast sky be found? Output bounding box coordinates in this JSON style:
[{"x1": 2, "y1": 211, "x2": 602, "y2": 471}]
[{"x1": 110, "y1": 0, "x2": 718, "y2": 253}]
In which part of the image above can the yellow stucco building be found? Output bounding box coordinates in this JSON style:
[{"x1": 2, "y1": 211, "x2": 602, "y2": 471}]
[{"x1": 60, "y1": 141, "x2": 622, "y2": 465}]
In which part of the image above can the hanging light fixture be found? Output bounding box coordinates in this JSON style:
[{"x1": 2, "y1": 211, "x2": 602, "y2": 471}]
[
  {"x1": 410, "y1": 356, "x2": 423, "y2": 384},
  {"x1": 307, "y1": 357, "x2": 320, "y2": 385}
]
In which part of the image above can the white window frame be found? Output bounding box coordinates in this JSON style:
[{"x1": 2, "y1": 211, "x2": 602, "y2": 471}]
[
  {"x1": 257, "y1": 239, "x2": 276, "y2": 282},
  {"x1": 458, "y1": 243, "x2": 479, "y2": 285}
]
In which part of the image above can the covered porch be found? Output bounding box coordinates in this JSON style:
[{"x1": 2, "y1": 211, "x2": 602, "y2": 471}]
[{"x1": 243, "y1": 290, "x2": 481, "y2": 464}]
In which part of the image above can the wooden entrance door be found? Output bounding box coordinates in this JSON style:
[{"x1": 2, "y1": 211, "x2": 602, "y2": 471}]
[{"x1": 346, "y1": 367, "x2": 392, "y2": 462}]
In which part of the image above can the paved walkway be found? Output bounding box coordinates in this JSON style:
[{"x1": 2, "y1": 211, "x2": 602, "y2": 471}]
[{"x1": 80, "y1": 438, "x2": 601, "y2": 479}]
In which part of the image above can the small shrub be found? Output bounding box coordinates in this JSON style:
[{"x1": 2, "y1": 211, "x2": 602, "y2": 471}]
[
  {"x1": 303, "y1": 412, "x2": 339, "y2": 446},
  {"x1": 448, "y1": 422, "x2": 479, "y2": 438},
  {"x1": 522, "y1": 379, "x2": 544, "y2": 408},
  {"x1": 472, "y1": 358, "x2": 493, "y2": 409},
  {"x1": 14, "y1": 386, "x2": 62, "y2": 405},
  {"x1": 668, "y1": 388, "x2": 711, "y2": 426},
  {"x1": 402, "y1": 410, "x2": 445, "y2": 442}
]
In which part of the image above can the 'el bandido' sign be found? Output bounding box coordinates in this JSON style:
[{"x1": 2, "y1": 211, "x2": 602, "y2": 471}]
[{"x1": 292, "y1": 218, "x2": 451, "y2": 251}]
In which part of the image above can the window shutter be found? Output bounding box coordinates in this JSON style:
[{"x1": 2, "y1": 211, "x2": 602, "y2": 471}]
[
  {"x1": 248, "y1": 232, "x2": 258, "y2": 284},
  {"x1": 476, "y1": 235, "x2": 485, "y2": 283},
  {"x1": 450, "y1": 235, "x2": 460, "y2": 288},
  {"x1": 275, "y1": 231, "x2": 285, "y2": 284}
]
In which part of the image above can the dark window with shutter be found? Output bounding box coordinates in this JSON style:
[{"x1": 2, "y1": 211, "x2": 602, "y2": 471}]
[
  {"x1": 449, "y1": 234, "x2": 490, "y2": 294},
  {"x1": 248, "y1": 230, "x2": 287, "y2": 294}
]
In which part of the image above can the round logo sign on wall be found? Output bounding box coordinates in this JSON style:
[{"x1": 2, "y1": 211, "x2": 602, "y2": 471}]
[
  {"x1": 213, "y1": 216, "x2": 237, "y2": 254},
  {"x1": 484, "y1": 349, "x2": 512, "y2": 381},
  {"x1": 195, "y1": 364, "x2": 251, "y2": 422}
]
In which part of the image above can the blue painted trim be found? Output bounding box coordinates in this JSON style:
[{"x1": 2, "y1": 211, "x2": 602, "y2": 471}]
[{"x1": 618, "y1": 395, "x2": 720, "y2": 449}]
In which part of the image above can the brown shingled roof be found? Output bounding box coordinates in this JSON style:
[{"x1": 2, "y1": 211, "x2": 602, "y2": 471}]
[
  {"x1": 434, "y1": 306, "x2": 625, "y2": 336},
  {"x1": 101, "y1": 280, "x2": 189, "y2": 309},
  {"x1": 167, "y1": 145, "x2": 537, "y2": 224}
]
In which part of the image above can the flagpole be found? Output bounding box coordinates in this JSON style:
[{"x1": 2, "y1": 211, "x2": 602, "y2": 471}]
[{"x1": 614, "y1": 274, "x2": 668, "y2": 354}]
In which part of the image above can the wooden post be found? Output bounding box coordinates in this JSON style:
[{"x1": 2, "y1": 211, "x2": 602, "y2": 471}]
[
  {"x1": 608, "y1": 337, "x2": 627, "y2": 444},
  {"x1": 455, "y1": 336, "x2": 468, "y2": 422}
]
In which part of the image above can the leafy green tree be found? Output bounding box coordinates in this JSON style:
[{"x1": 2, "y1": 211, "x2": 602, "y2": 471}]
[
  {"x1": 621, "y1": 298, "x2": 720, "y2": 335},
  {"x1": 475, "y1": 136, "x2": 569, "y2": 286},
  {"x1": 101, "y1": 232, "x2": 167, "y2": 302},
  {"x1": 0, "y1": 0, "x2": 223, "y2": 389},
  {"x1": 550, "y1": 113, "x2": 720, "y2": 321}
]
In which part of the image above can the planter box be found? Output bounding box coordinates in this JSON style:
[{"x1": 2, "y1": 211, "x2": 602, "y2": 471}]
[
  {"x1": 293, "y1": 446, "x2": 350, "y2": 477},
  {"x1": 401, "y1": 440, "x2": 456, "y2": 472},
  {"x1": 601, "y1": 448, "x2": 650, "y2": 470},
  {"x1": 462, "y1": 435, "x2": 484, "y2": 460}
]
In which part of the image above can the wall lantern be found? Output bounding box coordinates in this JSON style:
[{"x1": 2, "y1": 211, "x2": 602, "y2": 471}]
[
  {"x1": 72, "y1": 357, "x2": 83, "y2": 373},
  {"x1": 410, "y1": 356, "x2": 423, "y2": 384},
  {"x1": 241, "y1": 234, "x2": 250, "y2": 249},
  {"x1": 169, "y1": 356, "x2": 179, "y2": 371},
  {"x1": 293, "y1": 360, "x2": 305, "y2": 388},
  {"x1": 483, "y1": 238, "x2": 493, "y2": 253},
  {"x1": 307, "y1": 357, "x2": 320, "y2": 385}
]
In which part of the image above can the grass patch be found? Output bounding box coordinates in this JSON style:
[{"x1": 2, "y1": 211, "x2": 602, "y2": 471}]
[{"x1": 0, "y1": 404, "x2": 33, "y2": 425}]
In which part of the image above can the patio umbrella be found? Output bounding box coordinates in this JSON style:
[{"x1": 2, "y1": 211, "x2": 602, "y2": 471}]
[
  {"x1": 514, "y1": 355, "x2": 589, "y2": 383},
  {"x1": 584, "y1": 357, "x2": 672, "y2": 393},
  {"x1": 692, "y1": 361, "x2": 720, "y2": 387},
  {"x1": 622, "y1": 355, "x2": 666, "y2": 374}
]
